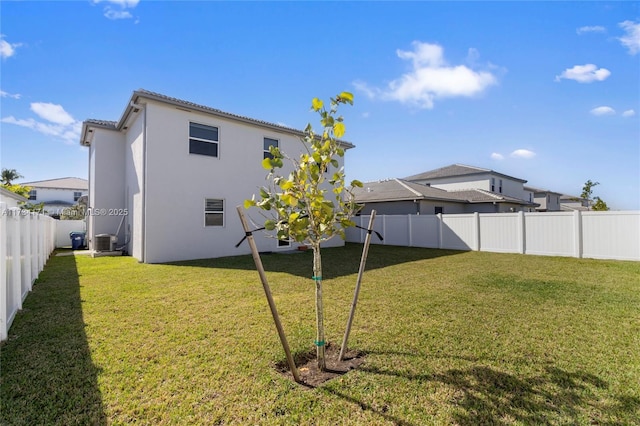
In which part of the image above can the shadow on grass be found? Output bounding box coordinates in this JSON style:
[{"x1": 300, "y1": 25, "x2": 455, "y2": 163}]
[
  {"x1": 167, "y1": 243, "x2": 466, "y2": 279},
  {"x1": 0, "y1": 253, "x2": 106, "y2": 425},
  {"x1": 355, "y1": 362, "x2": 639, "y2": 425}
]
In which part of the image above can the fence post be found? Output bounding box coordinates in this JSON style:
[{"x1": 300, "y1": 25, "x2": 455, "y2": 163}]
[
  {"x1": 408, "y1": 214, "x2": 413, "y2": 247},
  {"x1": 24, "y1": 211, "x2": 32, "y2": 291},
  {"x1": 437, "y1": 213, "x2": 443, "y2": 249},
  {"x1": 518, "y1": 211, "x2": 526, "y2": 254},
  {"x1": 473, "y1": 212, "x2": 480, "y2": 251},
  {"x1": 574, "y1": 210, "x2": 583, "y2": 258},
  {"x1": 10, "y1": 209, "x2": 22, "y2": 308},
  {"x1": 0, "y1": 203, "x2": 8, "y2": 341}
]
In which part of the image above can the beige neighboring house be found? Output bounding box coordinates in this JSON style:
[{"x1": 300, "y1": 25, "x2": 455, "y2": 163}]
[
  {"x1": 19, "y1": 177, "x2": 88, "y2": 218},
  {"x1": 354, "y1": 164, "x2": 539, "y2": 215},
  {"x1": 524, "y1": 186, "x2": 563, "y2": 212},
  {"x1": 0, "y1": 186, "x2": 28, "y2": 209},
  {"x1": 560, "y1": 194, "x2": 590, "y2": 211}
]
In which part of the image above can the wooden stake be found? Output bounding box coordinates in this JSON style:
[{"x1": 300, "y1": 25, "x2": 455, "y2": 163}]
[
  {"x1": 236, "y1": 207, "x2": 301, "y2": 383},
  {"x1": 339, "y1": 211, "x2": 377, "y2": 361}
]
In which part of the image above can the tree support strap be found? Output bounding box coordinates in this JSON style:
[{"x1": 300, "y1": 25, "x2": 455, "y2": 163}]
[
  {"x1": 314, "y1": 340, "x2": 326, "y2": 347},
  {"x1": 354, "y1": 225, "x2": 384, "y2": 241}
]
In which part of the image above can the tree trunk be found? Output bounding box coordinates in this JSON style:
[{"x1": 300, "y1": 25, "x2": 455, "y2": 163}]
[{"x1": 312, "y1": 244, "x2": 326, "y2": 371}]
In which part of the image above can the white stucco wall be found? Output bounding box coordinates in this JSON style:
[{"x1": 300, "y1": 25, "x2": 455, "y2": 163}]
[
  {"x1": 124, "y1": 110, "x2": 145, "y2": 260},
  {"x1": 139, "y1": 100, "x2": 344, "y2": 263},
  {"x1": 87, "y1": 128, "x2": 126, "y2": 250}
]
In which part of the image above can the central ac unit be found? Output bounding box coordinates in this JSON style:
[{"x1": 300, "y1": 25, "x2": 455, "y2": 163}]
[{"x1": 95, "y1": 234, "x2": 118, "y2": 251}]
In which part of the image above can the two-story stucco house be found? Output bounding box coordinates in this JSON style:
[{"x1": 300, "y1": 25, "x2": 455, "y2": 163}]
[
  {"x1": 524, "y1": 185, "x2": 563, "y2": 212},
  {"x1": 80, "y1": 89, "x2": 353, "y2": 263},
  {"x1": 18, "y1": 177, "x2": 88, "y2": 217},
  {"x1": 353, "y1": 164, "x2": 537, "y2": 215}
]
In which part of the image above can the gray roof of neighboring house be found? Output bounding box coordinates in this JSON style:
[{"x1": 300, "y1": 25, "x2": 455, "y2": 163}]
[
  {"x1": 81, "y1": 89, "x2": 355, "y2": 149},
  {"x1": 20, "y1": 177, "x2": 88, "y2": 190},
  {"x1": 353, "y1": 179, "x2": 536, "y2": 206},
  {"x1": 524, "y1": 185, "x2": 562, "y2": 195},
  {"x1": 404, "y1": 164, "x2": 527, "y2": 183}
]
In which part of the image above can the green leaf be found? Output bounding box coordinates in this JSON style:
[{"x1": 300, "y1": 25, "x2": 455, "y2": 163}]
[
  {"x1": 350, "y1": 179, "x2": 363, "y2": 188},
  {"x1": 262, "y1": 157, "x2": 273, "y2": 170},
  {"x1": 339, "y1": 91, "x2": 354, "y2": 104},
  {"x1": 265, "y1": 220, "x2": 276, "y2": 231},
  {"x1": 311, "y1": 98, "x2": 324, "y2": 111}
]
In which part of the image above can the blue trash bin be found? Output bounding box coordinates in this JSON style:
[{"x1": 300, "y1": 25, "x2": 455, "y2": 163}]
[{"x1": 70, "y1": 232, "x2": 86, "y2": 249}]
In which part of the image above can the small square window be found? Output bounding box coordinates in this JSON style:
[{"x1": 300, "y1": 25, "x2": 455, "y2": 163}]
[
  {"x1": 190, "y1": 123, "x2": 219, "y2": 157},
  {"x1": 74, "y1": 191, "x2": 82, "y2": 202},
  {"x1": 264, "y1": 137, "x2": 279, "y2": 160},
  {"x1": 29, "y1": 190, "x2": 37, "y2": 201},
  {"x1": 204, "y1": 198, "x2": 224, "y2": 226}
]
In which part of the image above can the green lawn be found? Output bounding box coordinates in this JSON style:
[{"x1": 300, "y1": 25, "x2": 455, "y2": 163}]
[{"x1": 2, "y1": 244, "x2": 639, "y2": 425}]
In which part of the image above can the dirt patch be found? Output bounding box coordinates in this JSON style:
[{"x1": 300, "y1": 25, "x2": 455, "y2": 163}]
[{"x1": 275, "y1": 343, "x2": 366, "y2": 387}]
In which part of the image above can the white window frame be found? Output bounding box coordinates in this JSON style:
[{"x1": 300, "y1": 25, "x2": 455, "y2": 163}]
[
  {"x1": 189, "y1": 122, "x2": 219, "y2": 158},
  {"x1": 277, "y1": 238, "x2": 291, "y2": 249},
  {"x1": 264, "y1": 137, "x2": 279, "y2": 160},
  {"x1": 491, "y1": 177, "x2": 495, "y2": 192},
  {"x1": 73, "y1": 191, "x2": 82, "y2": 202},
  {"x1": 28, "y1": 190, "x2": 37, "y2": 200},
  {"x1": 204, "y1": 198, "x2": 224, "y2": 227}
]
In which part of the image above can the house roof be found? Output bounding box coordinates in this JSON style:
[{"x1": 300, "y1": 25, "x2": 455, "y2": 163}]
[
  {"x1": 523, "y1": 185, "x2": 563, "y2": 195},
  {"x1": 81, "y1": 89, "x2": 356, "y2": 149},
  {"x1": 404, "y1": 164, "x2": 527, "y2": 183},
  {"x1": 0, "y1": 186, "x2": 28, "y2": 203},
  {"x1": 20, "y1": 177, "x2": 88, "y2": 190},
  {"x1": 353, "y1": 179, "x2": 536, "y2": 206}
]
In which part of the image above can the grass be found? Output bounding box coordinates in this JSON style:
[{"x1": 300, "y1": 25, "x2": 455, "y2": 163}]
[{"x1": 1, "y1": 244, "x2": 639, "y2": 425}]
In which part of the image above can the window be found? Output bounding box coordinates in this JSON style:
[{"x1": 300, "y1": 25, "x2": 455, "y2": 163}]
[
  {"x1": 204, "y1": 198, "x2": 224, "y2": 226},
  {"x1": 499, "y1": 179, "x2": 503, "y2": 194},
  {"x1": 435, "y1": 206, "x2": 444, "y2": 214},
  {"x1": 264, "y1": 137, "x2": 279, "y2": 160},
  {"x1": 491, "y1": 178, "x2": 495, "y2": 192},
  {"x1": 189, "y1": 122, "x2": 219, "y2": 157},
  {"x1": 28, "y1": 190, "x2": 37, "y2": 200},
  {"x1": 74, "y1": 191, "x2": 82, "y2": 202},
  {"x1": 277, "y1": 239, "x2": 291, "y2": 248}
]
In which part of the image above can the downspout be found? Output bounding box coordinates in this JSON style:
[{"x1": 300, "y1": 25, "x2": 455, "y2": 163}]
[{"x1": 140, "y1": 104, "x2": 147, "y2": 263}]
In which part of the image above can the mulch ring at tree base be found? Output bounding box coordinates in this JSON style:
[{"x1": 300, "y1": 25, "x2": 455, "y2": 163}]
[{"x1": 275, "y1": 343, "x2": 366, "y2": 387}]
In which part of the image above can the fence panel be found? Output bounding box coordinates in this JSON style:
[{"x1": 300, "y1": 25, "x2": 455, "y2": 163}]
[
  {"x1": 383, "y1": 215, "x2": 410, "y2": 246},
  {"x1": 581, "y1": 211, "x2": 640, "y2": 261},
  {"x1": 409, "y1": 215, "x2": 440, "y2": 248},
  {"x1": 55, "y1": 220, "x2": 86, "y2": 248},
  {"x1": 441, "y1": 214, "x2": 476, "y2": 250},
  {"x1": 479, "y1": 213, "x2": 521, "y2": 253},
  {"x1": 525, "y1": 212, "x2": 576, "y2": 257},
  {"x1": 1, "y1": 205, "x2": 56, "y2": 341}
]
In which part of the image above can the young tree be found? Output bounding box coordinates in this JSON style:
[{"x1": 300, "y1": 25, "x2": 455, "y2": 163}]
[
  {"x1": 581, "y1": 180, "x2": 609, "y2": 210},
  {"x1": 245, "y1": 92, "x2": 362, "y2": 370}
]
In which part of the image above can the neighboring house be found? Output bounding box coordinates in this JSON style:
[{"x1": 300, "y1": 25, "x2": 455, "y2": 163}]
[
  {"x1": 560, "y1": 194, "x2": 589, "y2": 211},
  {"x1": 524, "y1": 186, "x2": 562, "y2": 212},
  {"x1": 353, "y1": 178, "x2": 537, "y2": 215},
  {"x1": 0, "y1": 186, "x2": 28, "y2": 209},
  {"x1": 80, "y1": 89, "x2": 354, "y2": 263},
  {"x1": 354, "y1": 164, "x2": 537, "y2": 215},
  {"x1": 18, "y1": 177, "x2": 88, "y2": 217}
]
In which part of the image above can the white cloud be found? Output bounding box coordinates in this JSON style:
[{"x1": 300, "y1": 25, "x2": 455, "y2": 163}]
[
  {"x1": 555, "y1": 64, "x2": 611, "y2": 83},
  {"x1": 104, "y1": 8, "x2": 133, "y2": 19},
  {"x1": 510, "y1": 149, "x2": 536, "y2": 159},
  {"x1": 361, "y1": 112, "x2": 370, "y2": 119},
  {"x1": 576, "y1": 25, "x2": 606, "y2": 35},
  {"x1": 618, "y1": 20, "x2": 640, "y2": 55},
  {"x1": 0, "y1": 90, "x2": 21, "y2": 99},
  {"x1": 1, "y1": 102, "x2": 80, "y2": 144},
  {"x1": 30, "y1": 102, "x2": 76, "y2": 125},
  {"x1": 490, "y1": 152, "x2": 504, "y2": 160},
  {"x1": 590, "y1": 106, "x2": 616, "y2": 116},
  {"x1": 622, "y1": 109, "x2": 636, "y2": 117},
  {"x1": 92, "y1": 0, "x2": 139, "y2": 20},
  {"x1": 0, "y1": 35, "x2": 22, "y2": 59},
  {"x1": 353, "y1": 41, "x2": 498, "y2": 109}
]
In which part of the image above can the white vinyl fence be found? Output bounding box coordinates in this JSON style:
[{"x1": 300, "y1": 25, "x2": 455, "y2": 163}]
[
  {"x1": 346, "y1": 211, "x2": 640, "y2": 261},
  {"x1": 1, "y1": 205, "x2": 57, "y2": 341},
  {"x1": 55, "y1": 220, "x2": 86, "y2": 248}
]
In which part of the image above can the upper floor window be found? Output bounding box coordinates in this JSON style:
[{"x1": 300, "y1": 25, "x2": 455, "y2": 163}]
[
  {"x1": 491, "y1": 178, "x2": 495, "y2": 192},
  {"x1": 28, "y1": 190, "x2": 37, "y2": 200},
  {"x1": 74, "y1": 191, "x2": 82, "y2": 202},
  {"x1": 499, "y1": 179, "x2": 503, "y2": 194},
  {"x1": 189, "y1": 123, "x2": 219, "y2": 157},
  {"x1": 264, "y1": 137, "x2": 279, "y2": 160},
  {"x1": 204, "y1": 198, "x2": 224, "y2": 226}
]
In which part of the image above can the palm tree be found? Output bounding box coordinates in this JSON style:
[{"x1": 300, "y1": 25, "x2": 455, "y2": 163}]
[{"x1": 1, "y1": 168, "x2": 23, "y2": 185}]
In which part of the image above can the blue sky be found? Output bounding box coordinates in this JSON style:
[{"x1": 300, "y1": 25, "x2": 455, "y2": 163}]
[{"x1": 1, "y1": 1, "x2": 638, "y2": 209}]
